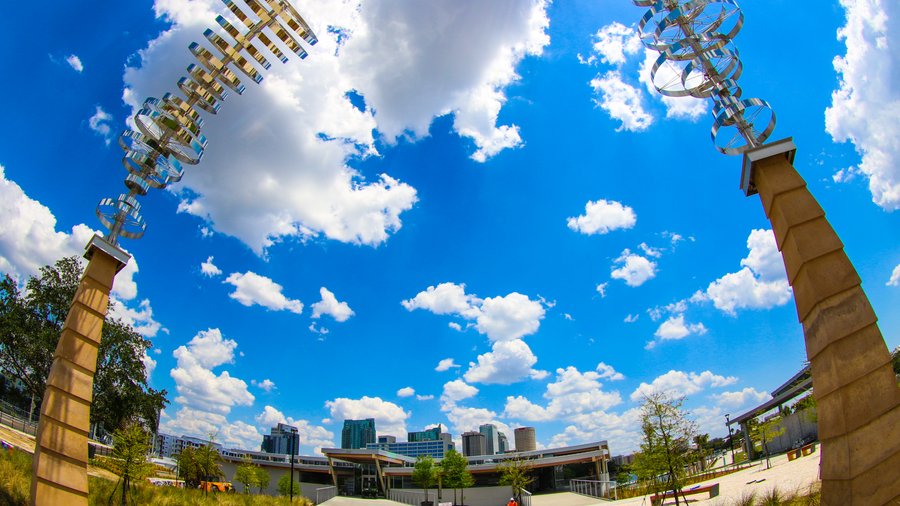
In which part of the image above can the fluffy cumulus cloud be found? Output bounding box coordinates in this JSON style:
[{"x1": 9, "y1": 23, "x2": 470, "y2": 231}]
[
  {"x1": 567, "y1": 199, "x2": 637, "y2": 235},
  {"x1": 224, "y1": 271, "x2": 303, "y2": 314},
  {"x1": 712, "y1": 387, "x2": 769, "y2": 408},
  {"x1": 646, "y1": 314, "x2": 707, "y2": 349},
  {"x1": 66, "y1": 54, "x2": 83, "y2": 72},
  {"x1": 108, "y1": 298, "x2": 165, "y2": 338},
  {"x1": 161, "y1": 328, "x2": 258, "y2": 449},
  {"x1": 887, "y1": 263, "x2": 900, "y2": 286},
  {"x1": 610, "y1": 249, "x2": 657, "y2": 287},
  {"x1": 311, "y1": 287, "x2": 355, "y2": 322},
  {"x1": 442, "y1": 404, "x2": 513, "y2": 441},
  {"x1": 590, "y1": 70, "x2": 653, "y2": 132},
  {"x1": 255, "y1": 405, "x2": 334, "y2": 451},
  {"x1": 464, "y1": 339, "x2": 547, "y2": 385},
  {"x1": 124, "y1": 0, "x2": 551, "y2": 253},
  {"x1": 551, "y1": 407, "x2": 643, "y2": 453},
  {"x1": 440, "y1": 379, "x2": 479, "y2": 408},
  {"x1": 251, "y1": 379, "x2": 276, "y2": 392},
  {"x1": 630, "y1": 370, "x2": 737, "y2": 402},
  {"x1": 825, "y1": 0, "x2": 900, "y2": 210},
  {"x1": 697, "y1": 229, "x2": 791, "y2": 314},
  {"x1": 596, "y1": 362, "x2": 624, "y2": 381},
  {"x1": 590, "y1": 22, "x2": 642, "y2": 65},
  {"x1": 637, "y1": 49, "x2": 708, "y2": 121},
  {"x1": 405, "y1": 284, "x2": 546, "y2": 343},
  {"x1": 200, "y1": 256, "x2": 222, "y2": 277},
  {"x1": 435, "y1": 358, "x2": 461, "y2": 372},
  {"x1": 88, "y1": 106, "x2": 114, "y2": 145},
  {"x1": 325, "y1": 396, "x2": 409, "y2": 437},
  {"x1": 397, "y1": 387, "x2": 415, "y2": 398}
]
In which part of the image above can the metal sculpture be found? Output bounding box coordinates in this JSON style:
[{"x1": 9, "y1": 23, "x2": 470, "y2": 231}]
[
  {"x1": 632, "y1": 2, "x2": 900, "y2": 504},
  {"x1": 97, "y1": 0, "x2": 317, "y2": 245},
  {"x1": 31, "y1": 2, "x2": 317, "y2": 504}
]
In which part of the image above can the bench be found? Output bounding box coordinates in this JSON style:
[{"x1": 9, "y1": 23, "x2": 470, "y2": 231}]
[
  {"x1": 787, "y1": 449, "x2": 802, "y2": 461},
  {"x1": 650, "y1": 483, "x2": 719, "y2": 506},
  {"x1": 801, "y1": 443, "x2": 816, "y2": 456}
]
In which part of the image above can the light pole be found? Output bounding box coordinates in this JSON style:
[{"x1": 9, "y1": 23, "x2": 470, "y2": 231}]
[
  {"x1": 724, "y1": 413, "x2": 735, "y2": 467},
  {"x1": 290, "y1": 427, "x2": 298, "y2": 502}
]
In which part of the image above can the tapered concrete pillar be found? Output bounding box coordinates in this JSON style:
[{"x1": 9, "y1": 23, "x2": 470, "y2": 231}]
[
  {"x1": 743, "y1": 140, "x2": 900, "y2": 505},
  {"x1": 30, "y1": 235, "x2": 129, "y2": 506}
]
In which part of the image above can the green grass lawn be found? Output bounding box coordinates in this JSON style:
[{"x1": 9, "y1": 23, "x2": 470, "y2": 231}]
[{"x1": 0, "y1": 447, "x2": 313, "y2": 505}]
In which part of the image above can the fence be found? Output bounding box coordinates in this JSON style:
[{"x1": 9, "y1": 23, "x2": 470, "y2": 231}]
[
  {"x1": 570, "y1": 479, "x2": 617, "y2": 500},
  {"x1": 388, "y1": 489, "x2": 438, "y2": 505},
  {"x1": 520, "y1": 489, "x2": 532, "y2": 506},
  {"x1": 315, "y1": 485, "x2": 337, "y2": 504}
]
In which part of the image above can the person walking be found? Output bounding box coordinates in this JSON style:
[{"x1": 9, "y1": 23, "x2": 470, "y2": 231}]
[{"x1": 506, "y1": 497, "x2": 518, "y2": 506}]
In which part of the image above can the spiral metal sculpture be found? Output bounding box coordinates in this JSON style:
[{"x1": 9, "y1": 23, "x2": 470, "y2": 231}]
[
  {"x1": 97, "y1": 0, "x2": 318, "y2": 245},
  {"x1": 633, "y1": 0, "x2": 776, "y2": 156}
]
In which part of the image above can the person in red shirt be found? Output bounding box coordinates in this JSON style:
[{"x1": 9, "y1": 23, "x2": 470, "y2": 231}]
[{"x1": 506, "y1": 498, "x2": 518, "y2": 506}]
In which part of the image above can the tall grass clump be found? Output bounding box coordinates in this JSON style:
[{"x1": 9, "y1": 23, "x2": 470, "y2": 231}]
[{"x1": 0, "y1": 448, "x2": 32, "y2": 506}]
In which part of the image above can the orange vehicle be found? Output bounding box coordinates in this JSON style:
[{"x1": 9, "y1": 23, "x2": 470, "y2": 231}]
[{"x1": 199, "y1": 481, "x2": 234, "y2": 493}]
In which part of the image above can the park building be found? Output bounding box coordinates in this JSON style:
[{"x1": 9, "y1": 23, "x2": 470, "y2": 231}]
[
  {"x1": 341, "y1": 418, "x2": 376, "y2": 449},
  {"x1": 462, "y1": 431, "x2": 486, "y2": 456},
  {"x1": 261, "y1": 422, "x2": 299, "y2": 454},
  {"x1": 366, "y1": 438, "x2": 454, "y2": 459},
  {"x1": 153, "y1": 433, "x2": 222, "y2": 459},
  {"x1": 514, "y1": 426, "x2": 536, "y2": 452}
]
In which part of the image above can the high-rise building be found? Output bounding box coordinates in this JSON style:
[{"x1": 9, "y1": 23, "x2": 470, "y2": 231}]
[
  {"x1": 342, "y1": 418, "x2": 376, "y2": 449},
  {"x1": 462, "y1": 431, "x2": 486, "y2": 457},
  {"x1": 261, "y1": 423, "x2": 299, "y2": 454},
  {"x1": 378, "y1": 435, "x2": 396, "y2": 444},
  {"x1": 367, "y1": 439, "x2": 453, "y2": 458},
  {"x1": 479, "y1": 424, "x2": 500, "y2": 455},
  {"x1": 440, "y1": 432, "x2": 453, "y2": 448},
  {"x1": 498, "y1": 432, "x2": 508, "y2": 454},
  {"x1": 514, "y1": 427, "x2": 536, "y2": 452},
  {"x1": 408, "y1": 424, "x2": 442, "y2": 442}
]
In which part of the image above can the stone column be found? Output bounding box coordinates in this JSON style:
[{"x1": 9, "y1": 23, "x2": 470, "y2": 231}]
[
  {"x1": 30, "y1": 236, "x2": 129, "y2": 506},
  {"x1": 743, "y1": 140, "x2": 900, "y2": 505}
]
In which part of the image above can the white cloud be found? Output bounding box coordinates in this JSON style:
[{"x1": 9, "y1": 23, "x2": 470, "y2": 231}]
[
  {"x1": 88, "y1": 106, "x2": 114, "y2": 145},
  {"x1": 142, "y1": 351, "x2": 157, "y2": 378},
  {"x1": 639, "y1": 242, "x2": 662, "y2": 258},
  {"x1": 700, "y1": 229, "x2": 791, "y2": 314},
  {"x1": 404, "y1": 284, "x2": 545, "y2": 343},
  {"x1": 402, "y1": 282, "x2": 476, "y2": 315},
  {"x1": 200, "y1": 256, "x2": 222, "y2": 277},
  {"x1": 825, "y1": 0, "x2": 900, "y2": 210},
  {"x1": 712, "y1": 387, "x2": 769, "y2": 408},
  {"x1": 66, "y1": 54, "x2": 83, "y2": 72},
  {"x1": 252, "y1": 379, "x2": 276, "y2": 392},
  {"x1": 590, "y1": 70, "x2": 653, "y2": 132},
  {"x1": 255, "y1": 405, "x2": 334, "y2": 452},
  {"x1": 503, "y1": 366, "x2": 623, "y2": 422},
  {"x1": 610, "y1": 249, "x2": 657, "y2": 287},
  {"x1": 886, "y1": 263, "x2": 900, "y2": 286},
  {"x1": 440, "y1": 379, "x2": 479, "y2": 408},
  {"x1": 397, "y1": 387, "x2": 415, "y2": 398},
  {"x1": 224, "y1": 271, "x2": 303, "y2": 314},
  {"x1": 125, "y1": 0, "x2": 552, "y2": 253},
  {"x1": 567, "y1": 199, "x2": 637, "y2": 235},
  {"x1": 630, "y1": 370, "x2": 737, "y2": 402},
  {"x1": 325, "y1": 396, "x2": 409, "y2": 437},
  {"x1": 596, "y1": 362, "x2": 624, "y2": 381},
  {"x1": 108, "y1": 298, "x2": 165, "y2": 338},
  {"x1": 442, "y1": 404, "x2": 512, "y2": 439},
  {"x1": 161, "y1": 407, "x2": 261, "y2": 450},
  {"x1": 311, "y1": 287, "x2": 354, "y2": 322},
  {"x1": 551, "y1": 407, "x2": 643, "y2": 453},
  {"x1": 435, "y1": 358, "x2": 461, "y2": 372},
  {"x1": 637, "y1": 49, "x2": 708, "y2": 121},
  {"x1": 624, "y1": 313, "x2": 639, "y2": 323},
  {"x1": 416, "y1": 394, "x2": 434, "y2": 401},
  {"x1": 590, "y1": 22, "x2": 641, "y2": 65},
  {"x1": 464, "y1": 339, "x2": 543, "y2": 385},
  {"x1": 653, "y1": 315, "x2": 707, "y2": 341},
  {"x1": 448, "y1": 322, "x2": 463, "y2": 331},
  {"x1": 0, "y1": 164, "x2": 97, "y2": 280}
]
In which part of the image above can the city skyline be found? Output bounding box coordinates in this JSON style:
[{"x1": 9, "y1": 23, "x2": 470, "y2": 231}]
[{"x1": 0, "y1": 0, "x2": 897, "y2": 458}]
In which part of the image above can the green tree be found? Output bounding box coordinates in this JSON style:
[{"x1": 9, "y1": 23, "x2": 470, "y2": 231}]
[
  {"x1": 255, "y1": 466, "x2": 271, "y2": 493},
  {"x1": 195, "y1": 437, "x2": 224, "y2": 493},
  {"x1": 635, "y1": 393, "x2": 697, "y2": 506},
  {"x1": 109, "y1": 422, "x2": 154, "y2": 505},
  {"x1": 412, "y1": 455, "x2": 437, "y2": 504},
  {"x1": 277, "y1": 472, "x2": 301, "y2": 496},
  {"x1": 175, "y1": 446, "x2": 200, "y2": 487},
  {"x1": 440, "y1": 449, "x2": 473, "y2": 505},
  {"x1": 0, "y1": 258, "x2": 167, "y2": 433},
  {"x1": 234, "y1": 455, "x2": 258, "y2": 493},
  {"x1": 752, "y1": 415, "x2": 785, "y2": 470},
  {"x1": 498, "y1": 457, "x2": 534, "y2": 504}
]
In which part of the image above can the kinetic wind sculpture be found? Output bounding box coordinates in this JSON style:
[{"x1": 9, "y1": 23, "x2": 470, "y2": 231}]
[
  {"x1": 632, "y1": 1, "x2": 900, "y2": 504},
  {"x1": 31, "y1": 2, "x2": 317, "y2": 504}
]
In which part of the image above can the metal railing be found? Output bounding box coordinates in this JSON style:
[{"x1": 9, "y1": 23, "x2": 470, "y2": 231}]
[
  {"x1": 570, "y1": 479, "x2": 617, "y2": 500},
  {"x1": 315, "y1": 485, "x2": 337, "y2": 504},
  {"x1": 0, "y1": 407, "x2": 38, "y2": 436},
  {"x1": 388, "y1": 489, "x2": 438, "y2": 505},
  {"x1": 520, "y1": 489, "x2": 533, "y2": 506}
]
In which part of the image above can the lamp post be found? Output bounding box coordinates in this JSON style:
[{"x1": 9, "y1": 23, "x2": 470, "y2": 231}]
[
  {"x1": 290, "y1": 427, "x2": 298, "y2": 502},
  {"x1": 724, "y1": 414, "x2": 735, "y2": 467}
]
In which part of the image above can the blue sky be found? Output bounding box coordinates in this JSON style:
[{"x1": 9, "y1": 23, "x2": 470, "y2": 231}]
[{"x1": 0, "y1": 0, "x2": 897, "y2": 456}]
